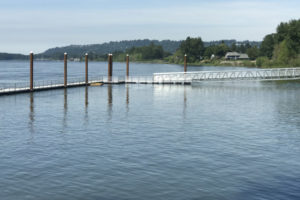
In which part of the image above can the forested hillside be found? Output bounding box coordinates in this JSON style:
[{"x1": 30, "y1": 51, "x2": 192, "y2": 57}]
[
  {"x1": 0, "y1": 39, "x2": 261, "y2": 61},
  {"x1": 0, "y1": 53, "x2": 28, "y2": 60},
  {"x1": 36, "y1": 39, "x2": 181, "y2": 60}
]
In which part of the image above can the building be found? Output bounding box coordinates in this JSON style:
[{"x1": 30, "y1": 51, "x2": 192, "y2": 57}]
[
  {"x1": 238, "y1": 54, "x2": 249, "y2": 60},
  {"x1": 225, "y1": 52, "x2": 249, "y2": 60}
]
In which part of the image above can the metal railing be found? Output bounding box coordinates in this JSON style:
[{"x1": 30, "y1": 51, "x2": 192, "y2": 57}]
[
  {"x1": 0, "y1": 76, "x2": 104, "y2": 94},
  {"x1": 0, "y1": 82, "x2": 30, "y2": 93},
  {"x1": 125, "y1": 76, "x2": 154, "y2": 83},
  {"x1": 0, "y1": 75, "x2": 155, "y2": 94},
  {"x1": 98, "y1": 76, "x2": 154, "y2": 83},
  {"x1": 153, "y1": 68, "x2": 300, "y2": 83}
]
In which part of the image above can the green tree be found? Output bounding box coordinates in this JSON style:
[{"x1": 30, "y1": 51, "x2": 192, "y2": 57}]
[
  {"x1": 256, "y1": 57, "x2": 270, "y2": 68},
  {"x1": 215, "y1": 43, "x2": 230, "y2": 57},
  {"x1": 230, "y1": 43, "x2": 237, "y2": 52},
  {"x1": 275, "y1": 22, "x2": 289, "y2": 43},
  {"x1": 285, "y1": 19, "x2": 300, "y2": 57},
  {"x1": 204, "y1": 45, "x2": 217, "y2": 59},
  {"x1": 247, "y1": 46, "x2": 259, "y2": 60},
  {"x1": 273, "y1": 40, "x2": 290, "y2": 64},
  {"x1": 245, "y1": 42, "x2": 251, "y2": 50},
  {"x1": 237, "y1": 44, "x2": 246, "y2": 53},
  {"x1": 272, "y1": 19, "x2": 300, "y2": 61},
  {"x1": 125, "y1": 43, "x2": 166, "y2": 60},
  {"x1": 260, "y1": 34, "x2": 275, "y2": 59},
  {"x1": 179, "y1": 37, "x2": 205, "y2": 62}
]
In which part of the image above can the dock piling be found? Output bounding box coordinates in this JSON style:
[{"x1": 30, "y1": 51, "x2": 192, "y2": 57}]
[
  {"x1": 126, "y1": 54, "x2": 129, "y2": 77},
  {"x1": 64, "y1": 53, "x2": 68, "y2": 88},
  {"x1": 30, "y1": 52, "x2": 34, "y2": 91},
  {"x1": 85, "y1": 53, "x2": 88, "y2": 85},
  {"x1": 108, "y1": 54, "x2": 113, "y2": 82},
  {"x1": 64, "y1": 53, "x2": 68, "y2": 87},
  {"x1": 184, "y1": 54, "x2": 187, "y2": 73}
]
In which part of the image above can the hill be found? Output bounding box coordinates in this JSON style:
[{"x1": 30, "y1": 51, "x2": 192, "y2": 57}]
[
  {"x1": 36, "y1": 39, "x2": 261, "y2": 60},
  {"x1": 0, "y1": 53, "x2": 28, "y2": 60},
  {"x1": 37, "y1": 39, "x2": 182, "y2": 60},
  {"x1": 0, "y1": 39, "x2": 261, "y2": 61}
]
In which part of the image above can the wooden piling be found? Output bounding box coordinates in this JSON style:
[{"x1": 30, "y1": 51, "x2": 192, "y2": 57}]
[
  {"x1": 108, "y1": 54, "x2": 113, "y2": 81},
  {"x1": 30, "y1": 52, "x2": 34, "y2": 91},
  {"x1": 184, "y1": 54, "x2": 187, "y2": 73},
  {"x1": 64, "y1": 53, "x2": 68, "y2": 87},
  {"x1": 126, "y1": 54, "x2": 129, "y2": 77},
  {"x1": 85, "y1": 53, "x2": 88, "y2": 85}
]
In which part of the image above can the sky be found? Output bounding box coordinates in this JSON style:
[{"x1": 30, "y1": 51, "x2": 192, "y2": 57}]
[{"x1": 0, "y1": 0, "x2": 299, "y2": 54}]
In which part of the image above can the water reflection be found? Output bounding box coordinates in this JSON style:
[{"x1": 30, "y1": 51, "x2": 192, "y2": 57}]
[
  {"x1": 85, "y1": 86, "x2": 89, "y2": 108},
  {"x1": 107, "y1": 85, "x2": 113, "y2": 120},
  {"x1": 108, "y1": 85, "x2": 112, "y2": 105},
  {"x1": 64, "y1": 88, "x2": 67, "y2": 111},
  {"x1": 183, "y1": 87, "x2": 187, "y2": 118},
  {"x1": 28, "y1": 92, "x2": 34, "y2": 134},
  {"x1": 63, "y1": 88, "x2": 68, "y2": 129},
  {"x1": 84, "y1": 86, "x2": 89, "y2": 125},
  {"x1": 126, "y1": 85, "x2": 129, "y2": 112}
]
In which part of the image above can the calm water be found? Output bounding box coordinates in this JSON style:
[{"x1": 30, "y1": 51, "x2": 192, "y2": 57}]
[{"x1": 1, "y1": 61, "x2": 300, "y2": 199}]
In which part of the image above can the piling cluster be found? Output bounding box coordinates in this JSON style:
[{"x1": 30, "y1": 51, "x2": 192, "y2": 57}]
[{"x1": 28, "y1": 52, "x2": 188, "y2": 91}]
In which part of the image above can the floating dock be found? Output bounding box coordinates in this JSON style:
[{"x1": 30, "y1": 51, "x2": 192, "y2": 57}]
[{"x1": 1, "y1": 52, "x2": 300, "y2": 96}]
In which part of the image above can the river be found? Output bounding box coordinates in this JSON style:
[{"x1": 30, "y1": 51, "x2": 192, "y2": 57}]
[{"x1": 0, "y1": 60, "x2": 300, "y2": 199}]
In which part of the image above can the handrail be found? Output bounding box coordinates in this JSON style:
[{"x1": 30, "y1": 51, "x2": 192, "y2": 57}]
[{"x1": 153, "y1": 67, "x2": 300, "y2": 75}]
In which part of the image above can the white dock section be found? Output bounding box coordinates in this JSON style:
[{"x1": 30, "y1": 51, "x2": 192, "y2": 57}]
[{"x1": 153, "y1": 68, "x2": 300, "y2": 83}]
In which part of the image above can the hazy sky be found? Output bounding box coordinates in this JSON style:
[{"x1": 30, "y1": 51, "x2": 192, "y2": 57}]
[{"x1": 0, "y1": 0, "x2": 299, "y2": 54}]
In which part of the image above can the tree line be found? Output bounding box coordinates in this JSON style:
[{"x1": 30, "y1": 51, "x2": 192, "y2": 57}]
[
  {"x1": 110, "y1": 38, "x2": 261, "y2": 63},
  {"x1": 0, "y1": 53, "x2": 28, "y2": 60},
  {"x1": 169, "y1": 19, "x2": 300, "y2": 67},
  {"x1": 257, "y1": 19, "x2": 300, "y2": 67}
]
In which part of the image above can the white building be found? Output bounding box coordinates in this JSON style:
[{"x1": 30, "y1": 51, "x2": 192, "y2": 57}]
[{"x1": 225, "y1": 52, "x2": 249, "y2": 60}]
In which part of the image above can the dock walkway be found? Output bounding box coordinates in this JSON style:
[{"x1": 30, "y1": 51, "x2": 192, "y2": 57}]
[{"x1": 1, "y1": 68, "x2": 300, "y2": 95}]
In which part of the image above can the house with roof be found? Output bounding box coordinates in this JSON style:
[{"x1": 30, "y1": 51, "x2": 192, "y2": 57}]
[{"x1": 225, "y1": 52, "x2": 249, "y2": 60}]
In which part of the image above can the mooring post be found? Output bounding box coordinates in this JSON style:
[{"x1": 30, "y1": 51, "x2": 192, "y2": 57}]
[
  {"x1": 85, "y1": 53, "x2": 88, "y2": 85},
  {"x1": 30, "y1": 51, "x2": 34, "y2": 91},
  {"x1": 184, "y1": 54, "x2": 187, "y2": 73},
  {"x1": 109, "y1": 54, "x2": 113, "y2": 77},
  {"x1": 64, "y1": 52, "x2": 68, "y2": 87},
  {"x1": 108, "y1": 54, "x2": 113, "y2": 82},
  {"x1": 126, "y1": 54, "x2": 129, "y2": 78}
]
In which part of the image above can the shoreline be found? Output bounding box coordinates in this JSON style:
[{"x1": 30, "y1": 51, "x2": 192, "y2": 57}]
[{"x1": 1, "y1": 58, "x2": 299, "y2": 69}]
